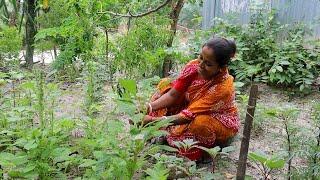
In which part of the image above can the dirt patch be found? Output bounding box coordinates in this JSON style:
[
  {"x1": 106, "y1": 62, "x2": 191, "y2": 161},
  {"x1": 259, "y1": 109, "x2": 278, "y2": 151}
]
[{"x1": 55, "y1": 82, "x2": 87, "y2": 120}]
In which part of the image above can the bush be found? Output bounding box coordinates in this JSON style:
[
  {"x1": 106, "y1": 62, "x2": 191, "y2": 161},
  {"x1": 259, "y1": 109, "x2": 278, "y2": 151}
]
[
  {"x1": 0, "y1": 26, "x2": 22, "y2": 55},
  {"x1": 178, "y1": 0, "x2": 203, "y2": 29},
  {"x1": 188, "y1": 8, "x2": 320, "y2": 92},
  {"x1": 112, "y1": 16, "x2": 170, "y2": 79},
  {"x1": 0, "y1": 26, "x2": 22, "y2": 68},
  {"x1": 268, "y1": 26, "x2": 320, "y2": 91}
]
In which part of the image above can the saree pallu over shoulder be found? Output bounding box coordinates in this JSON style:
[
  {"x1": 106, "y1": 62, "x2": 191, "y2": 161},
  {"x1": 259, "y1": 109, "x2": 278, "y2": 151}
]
[{"x1": 180, "y1": 75, "x2": 240, "y2": 132}]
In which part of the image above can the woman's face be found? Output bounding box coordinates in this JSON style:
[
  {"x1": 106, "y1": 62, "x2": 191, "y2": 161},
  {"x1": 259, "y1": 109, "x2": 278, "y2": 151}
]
[{"x1": 198, "y1": 46, "x2": 220, "y2": 79}]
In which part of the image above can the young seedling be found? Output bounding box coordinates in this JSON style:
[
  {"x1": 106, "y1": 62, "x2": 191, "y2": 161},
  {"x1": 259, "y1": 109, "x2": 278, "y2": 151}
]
[
  {"x1": 248, "y1": 150, "x2": 286, "y2": 180},
  {"x1": 173, "y1": 139, "x2": 199, "y2": 152},
  {"x1": 266, "y1": 106, "x2": 299, "y2": 179},
  {"x1": 35, "y1": 70, "x2": 45, "y2": 129},
  {"x1": 196, "y1": 145, "x2": 235, "y2": 173},
  {"x1": 145, "y1": 162, "x2": 170, "y2": 180}
]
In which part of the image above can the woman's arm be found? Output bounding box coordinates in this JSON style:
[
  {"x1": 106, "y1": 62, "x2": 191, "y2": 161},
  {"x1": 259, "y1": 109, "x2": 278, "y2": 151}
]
[
  {"x1": 148, "y1": 88, "x2": 181, "y2": 112},
  {"x1": 143, "y1": 114, "x2": 189, "y2": 126}
]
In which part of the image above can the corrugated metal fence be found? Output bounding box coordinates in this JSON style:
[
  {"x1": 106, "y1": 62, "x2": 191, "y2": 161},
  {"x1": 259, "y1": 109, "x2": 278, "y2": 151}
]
[{"x1": 202, "y1": 0, "x2": 320, "y2": 38}]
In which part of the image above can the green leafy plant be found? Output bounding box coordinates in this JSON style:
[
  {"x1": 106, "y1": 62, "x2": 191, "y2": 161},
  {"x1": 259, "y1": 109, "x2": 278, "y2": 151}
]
[
  {"x1": 292, "y1": 103, "x2": 320, "y2": 179},
  {"x1": 0, "y1": 71, "x2": 80, "y2": 179},
  {"x1": 178, "y1": 0, "x2": 203, "y2": 29},
  {"x1": 248, "y1": 150, "x2": 286, "y2": 180},
  {"x1": 196, "y1": 145, "x2": 235, "y2": 173},
  {"x1": 150, "y1": 153, "x2": 191, "y2": 178},
  {"x1": 84, "y1": 61, "x2": 99, "y2": 117},
  {"x1": 196, "y1": 146, "x2": 235, "y2": 160},
  {"x1": 173, "y1": 138, "x2": 199, "y2": 152},
  {"x1": 35, "y1": 0, "x2": 96, "y2": 73},
  {"x1": 145, "y1": 162, "x2": 170, "y2": 180},
  {"x1": 0, "y1": 26, "x2": 22, "y2": 68},
  {"x1": 228, "y1": 9, "x2": 282, "y2": 83},
  {"x1": 111, "y1": 16, "x2": 170, "y2": 79},
  {"x1": 150, "y1": 152, "x2": 220, "y2": 179},
  {"x1": 189, "y1": 6, "x2": 319, "y2": 93},
  {"x1": 266, "y1": 106, "x2": 300, "y2": 179},
  {"x1": 308, "y1": 103, "x2": 320, "y2": 179},
  {"x1": 35, "y1": 69, "x2": 45, "y2": 128},
  {"x1": 268, "y1": 25, "x2": 320, "y2": 92},
  {"x1": 77, "y1": 78, "x2": 174, "y2": 179}
]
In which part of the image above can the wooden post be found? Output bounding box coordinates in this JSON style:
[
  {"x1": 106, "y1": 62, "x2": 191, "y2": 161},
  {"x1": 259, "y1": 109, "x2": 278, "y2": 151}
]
[{"x1": 236, "y1": 84, "x2": 258, "y2": 180}]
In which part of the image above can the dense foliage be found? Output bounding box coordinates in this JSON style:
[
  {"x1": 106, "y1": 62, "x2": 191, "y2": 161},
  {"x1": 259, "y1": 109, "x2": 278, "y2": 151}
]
[
  {"x1": 0, "y1": 26, "x2": 22, "y2": 68},
  {"x1": 111, "y1": 16, "x2": 170, "y2": 78},
  {"x1": 189, "y1": 9, "x2": 320, "y2": 92}
]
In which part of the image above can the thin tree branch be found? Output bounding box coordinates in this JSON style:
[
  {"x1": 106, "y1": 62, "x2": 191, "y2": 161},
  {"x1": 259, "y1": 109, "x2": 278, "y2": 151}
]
[{"x1": 97, "y1": 0, "x2": 172, "y2": 18}]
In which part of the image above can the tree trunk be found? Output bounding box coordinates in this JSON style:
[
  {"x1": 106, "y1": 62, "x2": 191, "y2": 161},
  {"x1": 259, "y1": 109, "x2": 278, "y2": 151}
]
[
  {"x1": 25, "y1": 0, "x2": 37, "y2": 68},
  {"x1": 162, "y1": 0, "x2": 185, "y2": 77}
]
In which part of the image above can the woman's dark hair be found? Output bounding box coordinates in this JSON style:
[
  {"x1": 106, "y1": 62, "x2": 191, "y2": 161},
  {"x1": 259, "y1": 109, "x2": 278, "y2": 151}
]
[{"x1": 203, "y1": 37, "x2": 237, "y2": 67}]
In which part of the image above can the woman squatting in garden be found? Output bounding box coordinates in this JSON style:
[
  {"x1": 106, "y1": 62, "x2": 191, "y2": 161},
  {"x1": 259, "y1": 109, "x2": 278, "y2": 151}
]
[{"x1": 141, "y1": 37, "x2": 239, "y2": 161}]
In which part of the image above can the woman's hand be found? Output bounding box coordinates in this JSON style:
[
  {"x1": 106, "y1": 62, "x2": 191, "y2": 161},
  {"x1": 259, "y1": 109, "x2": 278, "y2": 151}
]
[
  {"x1": 138, "y1": 114, "x2": 190, "y2": 127},
  {"x1": 145, "y1": 102, "x2": 152, "y2": 114},
  {"x1": 143, "y1": 115, "x2": 154, "y2": 123},
  {"x1": 136, "y1": 115, "x2": 154, "y2": 126},
  {"x1": 148, "y1": 88, "x2": 181, "y2": 112}
]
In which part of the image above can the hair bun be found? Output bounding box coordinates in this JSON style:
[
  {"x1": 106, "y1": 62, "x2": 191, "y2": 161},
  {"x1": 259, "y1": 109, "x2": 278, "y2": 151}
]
[{"x1": 204, "y1": 37, "x2": 237, "y2": 67}]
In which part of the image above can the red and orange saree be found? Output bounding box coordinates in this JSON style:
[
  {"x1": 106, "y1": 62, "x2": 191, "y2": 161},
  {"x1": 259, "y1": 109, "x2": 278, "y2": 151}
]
[{"x1": 149, "y1": 59, "x2": 240, "y2": 160}]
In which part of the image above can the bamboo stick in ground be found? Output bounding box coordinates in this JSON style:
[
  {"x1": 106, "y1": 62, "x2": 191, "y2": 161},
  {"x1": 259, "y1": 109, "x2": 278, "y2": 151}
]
[{"x1": 236, "y1": 84, "x2": 258, "y2": 180}]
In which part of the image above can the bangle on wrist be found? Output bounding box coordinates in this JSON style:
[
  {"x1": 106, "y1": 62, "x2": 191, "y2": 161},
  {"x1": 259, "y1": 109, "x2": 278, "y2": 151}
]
[
  {"x1": 162, "y1": 116, "x2": 168, "y2": 119},
  {"x1": 148, "y1": 103, "x2": 153, "y2": 113}
]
